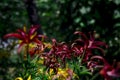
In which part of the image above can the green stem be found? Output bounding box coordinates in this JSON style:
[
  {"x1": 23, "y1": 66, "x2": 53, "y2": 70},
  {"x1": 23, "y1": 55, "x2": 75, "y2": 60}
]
[
  {"x1": 90, "y1": 72, "x2": 99, "y2": 80},
  {"x1": 80, "y1": 49, "x2": 86, "y2": 65},
  {"x1": 24, "y1": 44, "x2": 29, "y2": 60}
]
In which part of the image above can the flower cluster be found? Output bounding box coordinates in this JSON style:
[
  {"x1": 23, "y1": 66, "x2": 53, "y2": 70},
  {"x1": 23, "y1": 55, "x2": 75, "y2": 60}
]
[{"x1": 4, "y1": 26, "x2": 120, "y2": 80}]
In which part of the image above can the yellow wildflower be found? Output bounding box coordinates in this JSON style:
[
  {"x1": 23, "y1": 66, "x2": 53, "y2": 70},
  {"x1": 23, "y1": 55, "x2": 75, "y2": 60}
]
[
  {"x1": 44, "y1": 42, "x2": 52, "y2": 49},
  {"x1": 27, "y1": 75, "x2": 32, "y2": 80},
  {"x1": 48, "y1": 67, "x2": 79, "y2": 80},
  {"x1": 15, "y1": 77, "x2": 23, "y2": 80},
  {"x1": 37, "y1": 68, "x2": 44, "y2": 74},
  {"x1": 37, "y1": 57, "x2": 44, "y2": 64},
  {"x1": 15, "y1": 75, "x2": 31, "y2": 80}
]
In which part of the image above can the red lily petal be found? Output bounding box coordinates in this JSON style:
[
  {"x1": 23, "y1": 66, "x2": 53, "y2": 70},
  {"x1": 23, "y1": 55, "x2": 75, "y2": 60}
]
[
  {"x1": 38, "y1": 35, "x2": 47, "y2": 39},
  {"x1": 29, "y1": 25, "x2": 39, "y2": 35},
  {"x1": 89, "y1": 31, "x2": 97, "y2": 41},
  {"x1": 17, "y1": 41, "x2": 25, "y2": 53},
  {"x1": 4, "y1": 33, "x2": 23, "y2": 40},
  {"x1": 28, "y1": 34, "x2": 46, "y2": 43},
  {"x1": 74, "y1": 31, "x2": 88, "y2": 41},
  {"x1": 74, "y1": 39, "x2": 87, "y2": 45},
  {"x1": 91, "y1": 56, "x2": 108, "y2": 65},
  {"x1": 107, "y1": 69, "x2": 120, "y2": 77},
  {"x1": 17, "y1": 29, "x2": 27, "y2": 39},
  {"x1": 100, "y1": 68, "x2": 112, "y2": 80},
  {"x1": 107, "y1": 62, "x2": 120, "y2": 77},
  {"x1": 90, "y1": 46, "x2": 105, "y2": 55},
  {"x1": 28, "y1": 25, "x2": 38, "y2": 40},
  {"x1": 93, "y1": 41, "x2": 108, "y2": 48},
  {"x1": 34, "y1": 39, "x2": 42, "y2": 44}
]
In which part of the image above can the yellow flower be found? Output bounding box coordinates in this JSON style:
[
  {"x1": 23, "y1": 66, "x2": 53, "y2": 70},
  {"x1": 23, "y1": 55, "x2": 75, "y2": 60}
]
[
  {"x1": 15, "y1": 77, "x2": 23, "y2": 80},
  {"x1": 29, "y1": 43, "x2": 37, "y2": 48},
  {"x1": 27, "y1": 75, "x2": 31, "y2": 80},
  {"x1": 44, "y1": 42, "x2": 52, "y2": 49},
  {"x1": 37, "y1": 68, "x2": 44, "y2": 74},
  {"x1": 48, "y1": 68, "x2": 70, "y2": 80},
  {"x1": 48, "y1": 67, "x2": 79, "y2": 80},
  {"x1": 37, "y1": 57, "x2": 44, "y2": 64},
  {"x1": 15, "y1": 75, "x2": 31, "y2": 80}
]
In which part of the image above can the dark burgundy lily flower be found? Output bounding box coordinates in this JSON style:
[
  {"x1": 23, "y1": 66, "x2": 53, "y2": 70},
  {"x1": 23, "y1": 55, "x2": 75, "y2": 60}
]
[
  {"x1": 89, "y1": 56, "x2": 120, "y2": 80},
  {"x1": 72, "y1": 31, "x2": 107, "y2": 62},
  {"x1": 48, "y1": 39, "x2": 72, "y2": 62},
  {"x1": 4, "y1": 25, "x2": 46, "y2": 53},
  {"x1": 71, "y1": 42, "x2": 84, "y2": 57},
  {"x1": 74, "y1": 31, "x2": 107, "y2": 53},
  {"x1": 107, "y1": 62, "x2": 120, "y2": 78},
  {"x1": 99, "y1": 64, "x2": 113, "y2": 80}
]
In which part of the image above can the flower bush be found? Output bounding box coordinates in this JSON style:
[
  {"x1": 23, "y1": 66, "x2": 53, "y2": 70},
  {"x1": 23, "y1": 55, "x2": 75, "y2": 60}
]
[{"x1": 4, "y1": 25, "x2": 120, "y2": 80}]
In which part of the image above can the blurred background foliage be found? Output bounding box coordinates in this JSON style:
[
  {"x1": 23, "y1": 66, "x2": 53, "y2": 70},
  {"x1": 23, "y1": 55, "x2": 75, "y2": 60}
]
[{"x1": 0, "y1": 0, "x2": 120, "y2": 79}]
